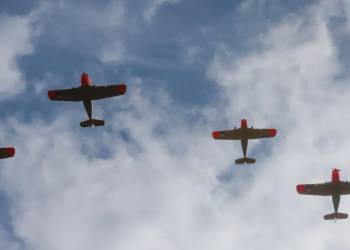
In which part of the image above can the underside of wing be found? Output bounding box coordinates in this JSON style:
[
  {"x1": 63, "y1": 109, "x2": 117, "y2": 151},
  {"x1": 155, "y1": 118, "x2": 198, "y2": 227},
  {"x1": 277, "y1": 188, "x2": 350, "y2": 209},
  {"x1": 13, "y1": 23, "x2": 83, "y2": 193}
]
[
  {"x1": 48, "y1": 88, "x2": 82, "y2": 101},
  {"x1": 296, "y1": 183, "x2": 334, "y2": 196},
  {"x1": 339, "y1": 182, "x2": 350, "y2": 195},
  {"x1": 247, "y1": 128, "x2": 277, "y2": 139},
  {"x1": 89, "y1": 84, "x2": 127, "y2": 100},
  {"x1": 0, "y1": 147, "x2": 15, "y2": 159},
  {"x1": 48, "y1": 84, "x2": 127, "y2": 101},
  {"x1": 212, "y1": 129, "x2": 242, "y2": 140}
]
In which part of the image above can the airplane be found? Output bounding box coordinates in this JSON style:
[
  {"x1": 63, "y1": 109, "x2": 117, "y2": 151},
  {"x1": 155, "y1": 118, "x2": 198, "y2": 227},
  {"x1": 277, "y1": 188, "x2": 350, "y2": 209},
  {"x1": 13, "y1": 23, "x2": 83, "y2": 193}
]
[
  {"x1": 212, "y1": 119, "x2": 277, "y2": 164},
  {"x1": 0, "y1": 147, "x2": 15, "y2": 159},
  {"x1": 296, "y1": 168, "x2": 350, "y2": 220},
  {"x1": 47, "y1": 72, "x2": 127, "y2": 127}
]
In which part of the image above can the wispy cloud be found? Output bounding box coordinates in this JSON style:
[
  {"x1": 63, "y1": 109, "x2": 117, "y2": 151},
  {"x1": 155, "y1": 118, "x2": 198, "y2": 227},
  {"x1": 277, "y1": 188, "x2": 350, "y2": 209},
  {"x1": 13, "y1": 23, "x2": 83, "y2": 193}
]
[{"x1": 0, "y1": 14, "x2": 35, "y2": 98}]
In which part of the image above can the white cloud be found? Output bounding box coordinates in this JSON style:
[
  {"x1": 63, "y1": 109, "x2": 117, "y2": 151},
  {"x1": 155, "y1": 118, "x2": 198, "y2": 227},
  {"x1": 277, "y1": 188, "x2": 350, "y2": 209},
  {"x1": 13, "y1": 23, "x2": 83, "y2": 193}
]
[
  {"x1": 23, "y1": 0, "x2": 180, "y2": 66},
  {"x1": 30, "y1": 0, "x2": 178, "y2": 64},
  {"x1": 98, "y1": 0, "x2": 179, "y2": 63},
  {"x1": 0, "y1": 14, "x2": 34, "y2": 98},
  {"x1": 30, "y1": 1, "x2": 126, "y2": 64},
  {"x1": 143, "y1": 0, "x2": 178, "y2": 22},
  {"x1": 98, "y1": 41, "x2": 125, "y2": 64}
]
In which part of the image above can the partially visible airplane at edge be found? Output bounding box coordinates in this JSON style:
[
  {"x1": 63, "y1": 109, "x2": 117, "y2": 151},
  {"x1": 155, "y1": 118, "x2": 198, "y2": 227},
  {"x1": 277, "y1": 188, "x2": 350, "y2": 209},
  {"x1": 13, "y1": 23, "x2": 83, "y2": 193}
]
[
  {"x1": 297, "y1": 169, "x2": 350, "y2": 220},
  {"x1": 0, "y1": 147, "x2": 15, "y2": 159},
  {"x1": 212, "y1": 119, "x2": 277, "y2": 164},
  {"x1": 48, "y1": 72, "x2": 127, "y2": 127}
]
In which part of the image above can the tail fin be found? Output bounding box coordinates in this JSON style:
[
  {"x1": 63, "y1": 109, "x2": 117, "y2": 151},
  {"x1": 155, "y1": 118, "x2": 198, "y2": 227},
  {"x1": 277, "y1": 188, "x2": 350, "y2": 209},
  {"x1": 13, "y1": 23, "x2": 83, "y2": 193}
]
[
  {"x1": 80, "y1": 119, "x2": 105, "y2": 127},
  {"x1": 235, "y1": 157, "x2": 256, "y2": 164},
  {"x1": 324, "y1": 213, "x2": 348, "y2": 220}
]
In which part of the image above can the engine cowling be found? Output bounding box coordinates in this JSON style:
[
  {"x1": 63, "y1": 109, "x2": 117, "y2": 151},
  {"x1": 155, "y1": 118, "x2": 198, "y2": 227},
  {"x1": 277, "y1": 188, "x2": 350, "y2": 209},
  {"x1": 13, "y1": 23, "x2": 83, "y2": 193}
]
[{"x1": 81, "y1": 72, "x2": 91, "y2": 86}]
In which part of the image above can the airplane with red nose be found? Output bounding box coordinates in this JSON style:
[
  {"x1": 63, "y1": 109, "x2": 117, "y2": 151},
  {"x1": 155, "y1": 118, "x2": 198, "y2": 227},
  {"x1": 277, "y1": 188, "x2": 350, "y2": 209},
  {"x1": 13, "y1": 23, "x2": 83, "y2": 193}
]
[
  {"x1": 47, "y1": 72, "x2": 127, "y2": 127},
  {"x1": 212, "y1": 119, "x2": 277, "y2": 164},
  {"x1": 297, "y1": 169, "x2": 350, "y2": 220}
]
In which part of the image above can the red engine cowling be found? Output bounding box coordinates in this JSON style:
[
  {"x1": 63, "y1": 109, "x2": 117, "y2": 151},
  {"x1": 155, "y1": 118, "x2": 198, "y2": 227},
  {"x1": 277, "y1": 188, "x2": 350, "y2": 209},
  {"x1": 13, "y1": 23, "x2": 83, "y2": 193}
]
[
  {"x1": 332, "y1": 169, "x2": 340, "y2": 182},
  {"x1": 81, "y1": 72, "x2": 91, "y2": 86},
  {"x1": 241, "y1": 119, "x2": 248, "y2": 128}
]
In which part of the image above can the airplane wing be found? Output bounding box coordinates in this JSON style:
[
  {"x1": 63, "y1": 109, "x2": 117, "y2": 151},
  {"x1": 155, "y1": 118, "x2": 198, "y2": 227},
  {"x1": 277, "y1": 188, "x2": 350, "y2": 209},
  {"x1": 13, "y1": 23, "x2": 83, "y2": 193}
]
[
  {"x1": 339, "y1": 182, "x2": 350, "y2": 195},
  {"x1": 212, "y1": 129, "x2": 242, "y2": 140},
  {"x1": 212, "y1": 128, "x2": 277, "y2": 140},
  {"x1": 0, "y1": 147, "x2": 15, "y2": 159},
  {"x1": 48, "y1": 88, "x2": 83, "y2": 101},
  {"x1": 296, "y1": 183, "x2": 335, "y2": 196},
  {"x1": 297, "y1": 182, "x2": 350, "y2": 196},
  {"x1": 87, "y1": 84, "x2": 127, "y2": 100},
  {"x1": 246, "y1": 128, "x2": 277, "y2": 139},
  {"x1": 48, "y1": 84, "x2": 127, "y2": 101}
]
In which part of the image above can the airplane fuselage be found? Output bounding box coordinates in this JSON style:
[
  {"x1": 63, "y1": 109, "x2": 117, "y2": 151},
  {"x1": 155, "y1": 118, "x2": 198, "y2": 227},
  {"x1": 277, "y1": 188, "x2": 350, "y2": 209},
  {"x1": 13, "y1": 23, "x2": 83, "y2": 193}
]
[{"x1": 239, "y1": 119, "x2": 249, "y2": 158}]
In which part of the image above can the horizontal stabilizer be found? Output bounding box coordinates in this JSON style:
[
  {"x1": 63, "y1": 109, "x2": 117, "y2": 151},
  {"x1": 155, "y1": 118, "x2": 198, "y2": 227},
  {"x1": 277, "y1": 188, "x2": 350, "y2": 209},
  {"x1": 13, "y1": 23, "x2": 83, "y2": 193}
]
[
  {"x1": 235, "y1": 157, "x2": 256, "y2": 164},
  {"x1": 80, "y1": 119, "x2": 105, "y2": 128},
  {"x1": 324, "y1": 213, "x2": 348, "y2": 220}
]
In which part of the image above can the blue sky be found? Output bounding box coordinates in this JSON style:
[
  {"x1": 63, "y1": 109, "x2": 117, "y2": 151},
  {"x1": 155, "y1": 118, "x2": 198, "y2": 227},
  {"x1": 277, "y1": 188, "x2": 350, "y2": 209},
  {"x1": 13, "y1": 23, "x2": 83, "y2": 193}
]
[{"x1": 1, "y1": 0, "x2": 350, "y2": 249}]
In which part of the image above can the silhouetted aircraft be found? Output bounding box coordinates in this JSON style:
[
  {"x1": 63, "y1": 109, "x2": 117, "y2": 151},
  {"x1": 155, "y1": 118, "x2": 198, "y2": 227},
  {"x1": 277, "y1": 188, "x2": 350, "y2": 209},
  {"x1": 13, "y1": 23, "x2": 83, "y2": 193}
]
[
  {"x1": 297, "y1": 169, "x2": 350, "y2": 220},
  {"x1": 0, "y1": 147, "x2": 15, "y2": 159},
  {"x1": 212, "y1": 119, "x2": 277, "y2": 164},
  {"x1": 48, "y1": 72, "x2": 127, "y2": 127}
]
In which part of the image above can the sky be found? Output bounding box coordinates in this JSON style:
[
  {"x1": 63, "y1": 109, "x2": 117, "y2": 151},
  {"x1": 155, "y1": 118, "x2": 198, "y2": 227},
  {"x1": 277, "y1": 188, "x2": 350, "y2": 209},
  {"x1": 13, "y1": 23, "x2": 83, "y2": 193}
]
[{"x1": 1, "y1": 0, "x2": 350, "y2": 249}]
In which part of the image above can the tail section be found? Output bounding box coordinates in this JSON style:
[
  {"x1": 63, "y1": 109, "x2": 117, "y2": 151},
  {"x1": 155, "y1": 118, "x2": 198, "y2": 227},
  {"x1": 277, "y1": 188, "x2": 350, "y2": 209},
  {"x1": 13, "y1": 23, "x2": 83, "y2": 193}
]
[
  {"x1": 80, "y1": 119, "x2": 105, "y2": 127},
  {"x1": 235, "y1": 157, "x2": 256, "y2": 164},
  {"x1": 324, "y1": 212, "x2": 348, "y2": 220}
]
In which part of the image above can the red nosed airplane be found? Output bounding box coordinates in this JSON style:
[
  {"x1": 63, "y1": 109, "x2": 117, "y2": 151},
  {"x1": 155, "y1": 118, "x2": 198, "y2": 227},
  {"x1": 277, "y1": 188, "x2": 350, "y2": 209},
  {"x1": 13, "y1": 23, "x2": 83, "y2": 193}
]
[
  {"x1": 212, "y1": 119, "x2": 277, "y2": 164},
  {"x1": 296, "y1": 169, "x2": 350, "y2": 220},
  {"x1": 48, "y1": 72, "x2": 127, "y2": 127},
  {"x1": 0, "y1": 147, "x2": 15, "y2": 159}
]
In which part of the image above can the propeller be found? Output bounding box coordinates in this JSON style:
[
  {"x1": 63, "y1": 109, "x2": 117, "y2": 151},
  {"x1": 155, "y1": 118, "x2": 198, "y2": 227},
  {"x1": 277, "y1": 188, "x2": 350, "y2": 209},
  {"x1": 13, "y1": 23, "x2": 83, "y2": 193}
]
[{"x1": 332, "y1": 168, "x2": 342, "y2": 171}]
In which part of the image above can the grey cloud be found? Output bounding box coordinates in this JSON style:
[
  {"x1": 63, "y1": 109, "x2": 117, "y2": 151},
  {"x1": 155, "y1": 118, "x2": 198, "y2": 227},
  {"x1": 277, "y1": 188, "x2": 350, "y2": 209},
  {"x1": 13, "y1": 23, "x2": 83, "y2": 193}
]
[{"x1": 0, "y1": 0, "x2": 39, "y2": 15}]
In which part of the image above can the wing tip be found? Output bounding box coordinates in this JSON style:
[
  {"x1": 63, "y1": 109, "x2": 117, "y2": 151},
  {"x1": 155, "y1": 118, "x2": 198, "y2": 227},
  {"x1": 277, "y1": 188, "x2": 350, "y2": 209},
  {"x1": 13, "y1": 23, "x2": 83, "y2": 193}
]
[
  {"x1": 269, "y1": 128, "x2": 277, "y2": 137},
  {"x1": 47, "y1": 90, "x2": 58, "y2": 100},
  {"x1": 117, "y1": 84, "x2": 127, "y2": 95},
  {"x1": 212, "y1": 131, "x2": 221, "y2": 139},
  {"x1": 6, "y1": 147, "x2": 15, "y2": 157},
  {"x1": 296, "y1": 184, "x2": 305, "y2": 194}
]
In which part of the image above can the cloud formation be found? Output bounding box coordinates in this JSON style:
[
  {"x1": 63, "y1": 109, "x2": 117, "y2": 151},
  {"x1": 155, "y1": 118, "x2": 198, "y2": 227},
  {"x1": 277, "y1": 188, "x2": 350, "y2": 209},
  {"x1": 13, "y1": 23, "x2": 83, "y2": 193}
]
[{"x1": 0, "y1": 14, "x2": 35, "y2": 98}]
